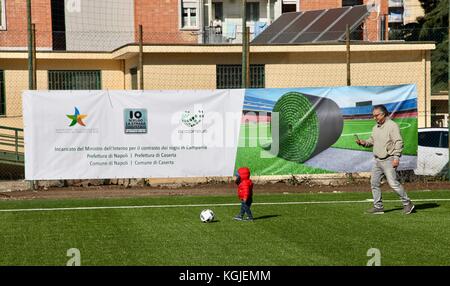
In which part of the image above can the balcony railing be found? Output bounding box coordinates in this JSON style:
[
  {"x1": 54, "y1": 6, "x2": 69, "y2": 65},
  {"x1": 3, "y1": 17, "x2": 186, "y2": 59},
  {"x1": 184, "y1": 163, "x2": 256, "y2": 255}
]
[
  {"x1": 389, "y1": 0, "x2": 403, "y2": 8},
  {"x1": 203, "y1": 26, "x2": 230, "y2": 44},
  {"x1": 202, "y1": 21, "x2": 268, "y2": 44}
]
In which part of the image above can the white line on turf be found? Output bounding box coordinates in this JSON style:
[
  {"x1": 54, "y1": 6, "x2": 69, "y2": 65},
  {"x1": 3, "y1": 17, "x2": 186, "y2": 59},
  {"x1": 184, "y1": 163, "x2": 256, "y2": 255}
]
[{"x1": 0, "y1": 198, "x2": 448, "y2": 213}]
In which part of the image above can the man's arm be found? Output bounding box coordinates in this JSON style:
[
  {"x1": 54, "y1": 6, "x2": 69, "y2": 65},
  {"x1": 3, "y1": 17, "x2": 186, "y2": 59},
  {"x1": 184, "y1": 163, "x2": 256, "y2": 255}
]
[
  {"x1": 357, "y1": 135, "x2": 374, "y2": 147},
  {"x1": 390, "y1": 123, "x2": 404, "y2": 160},
  {"x1": 364, "y1": 135, "x2": 374, "y2": 147}
]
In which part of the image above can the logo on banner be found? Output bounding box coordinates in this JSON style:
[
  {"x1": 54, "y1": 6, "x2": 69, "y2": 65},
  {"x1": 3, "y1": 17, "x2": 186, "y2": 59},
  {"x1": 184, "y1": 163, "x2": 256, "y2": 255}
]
[
  {"x1": 181, "y1": 109, "x2": 204, "y2": 127},
  {"x1": 177, "y1": 106, "x2": 207, "y2": 134},
  {"x1": 55, "y1": 107, "x2": 98, "y2": 134},
  {"x1": 124, "y1": 109, "x2": 148, "y2": 134},
  {"x1": 66, "y1": 107, "x2": 87, "y2": 127}
]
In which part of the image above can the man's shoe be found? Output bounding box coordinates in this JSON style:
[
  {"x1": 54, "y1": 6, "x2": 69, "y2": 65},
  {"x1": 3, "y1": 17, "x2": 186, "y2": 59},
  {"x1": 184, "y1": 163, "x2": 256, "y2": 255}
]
[
  {"x1": 366, "y1": 207, "x2": 384, "y2": 214},
  {"x1": 403, "y1": 202, "x2": 415, "y2": 214},
  {"x1": 245, "y1": 217, "x2": 254, "y2": 221},
  {"x1": 233, "y1": 216, "x2": 243, "y2": 221}
]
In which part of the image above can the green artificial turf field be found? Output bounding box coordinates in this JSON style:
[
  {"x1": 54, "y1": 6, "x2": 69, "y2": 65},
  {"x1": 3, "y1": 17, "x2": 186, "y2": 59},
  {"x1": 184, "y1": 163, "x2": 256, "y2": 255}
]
[{"x1": 1, "y1": 190, "x2": 449, "y2": 266}]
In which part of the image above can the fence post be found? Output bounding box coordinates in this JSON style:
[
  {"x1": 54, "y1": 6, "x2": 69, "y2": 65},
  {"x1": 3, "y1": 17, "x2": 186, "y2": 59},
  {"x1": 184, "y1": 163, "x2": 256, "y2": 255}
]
[
  {"x1": 15, "y1": 130, "x2": 19, "y2": 161},
  {"x1": 139, "y1": 24, "x2": 144, "y2": 90},
  {"x1": 32, "y1": 23, "x2": 37, "y2": 90},
  {"x1": 27, "y1": 0, "x2": 33, "y2": 90},
  {"x1": 246, "y1": 26, "x2": 250, "y2": 88},
  {"x1": 27, "y1": 1, "x2": 37, "y2": 190},
  {"x1": 241, "y1": 0, "x2": 248, "y2": 88},
  {"x1": 346, "y1": 24, "x2": 351, "y2": 87}
]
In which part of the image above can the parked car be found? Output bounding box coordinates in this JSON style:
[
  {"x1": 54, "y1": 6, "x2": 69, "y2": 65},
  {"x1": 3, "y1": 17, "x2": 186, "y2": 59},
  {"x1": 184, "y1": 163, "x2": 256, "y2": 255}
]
[{"x1": 414, "y1": 128, "x2": 448, "y2": 176}]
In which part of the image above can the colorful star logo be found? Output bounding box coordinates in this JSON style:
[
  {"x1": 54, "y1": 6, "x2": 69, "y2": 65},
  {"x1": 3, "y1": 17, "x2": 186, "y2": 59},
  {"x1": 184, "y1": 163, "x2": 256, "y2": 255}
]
[{"x1": 66, "y1": 107, "x2": 87, "y2": 127}]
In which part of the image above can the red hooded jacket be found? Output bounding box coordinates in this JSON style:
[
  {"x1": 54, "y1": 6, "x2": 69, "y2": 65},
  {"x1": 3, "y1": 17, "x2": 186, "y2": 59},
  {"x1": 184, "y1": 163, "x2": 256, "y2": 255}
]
[{"x1": 237, "y1": 167, "x2": 253, "y2": 201}]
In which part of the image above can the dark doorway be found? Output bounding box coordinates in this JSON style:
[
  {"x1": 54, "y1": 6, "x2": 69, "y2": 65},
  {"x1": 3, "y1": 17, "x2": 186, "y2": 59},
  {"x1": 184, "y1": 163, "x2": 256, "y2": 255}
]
[{"x1": 51, "y1": 0, "x2": 66, "y2": 50}]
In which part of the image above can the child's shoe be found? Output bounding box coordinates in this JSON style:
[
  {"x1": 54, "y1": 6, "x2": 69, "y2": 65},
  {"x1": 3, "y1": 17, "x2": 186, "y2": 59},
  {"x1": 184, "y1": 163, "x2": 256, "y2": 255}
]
[{"x1": 233, "y1": 215, "x2": 243, "y2": 221}]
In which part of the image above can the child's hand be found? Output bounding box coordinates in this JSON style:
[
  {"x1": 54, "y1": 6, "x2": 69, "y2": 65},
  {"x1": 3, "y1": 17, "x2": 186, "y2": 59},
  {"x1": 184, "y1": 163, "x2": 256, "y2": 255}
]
[{"x1": 235, "y1": 175, "x2": 241, "y2": 185}]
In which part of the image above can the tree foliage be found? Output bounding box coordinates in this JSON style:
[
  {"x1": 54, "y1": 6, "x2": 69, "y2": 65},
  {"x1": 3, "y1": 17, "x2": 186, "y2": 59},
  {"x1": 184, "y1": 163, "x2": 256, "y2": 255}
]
[{"x1": 390, "y1": 0, "x2": 448, "y2": 92}]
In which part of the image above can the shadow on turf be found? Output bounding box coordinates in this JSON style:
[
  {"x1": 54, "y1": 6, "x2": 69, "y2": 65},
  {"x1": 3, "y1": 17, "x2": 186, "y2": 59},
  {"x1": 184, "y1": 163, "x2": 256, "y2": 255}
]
[
  {"x1": 253, "y1": 215, "x2": 280, "y2": 220},
  {"x1": 383, "y1": 203, "x2": 439, "y2": 213}
]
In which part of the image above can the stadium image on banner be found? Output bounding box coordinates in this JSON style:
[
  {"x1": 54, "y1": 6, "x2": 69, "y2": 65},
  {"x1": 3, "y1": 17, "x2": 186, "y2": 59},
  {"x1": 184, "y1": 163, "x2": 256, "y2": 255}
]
[{"x1": 235, "y1": 84, "x2": 418, "y2": 175}]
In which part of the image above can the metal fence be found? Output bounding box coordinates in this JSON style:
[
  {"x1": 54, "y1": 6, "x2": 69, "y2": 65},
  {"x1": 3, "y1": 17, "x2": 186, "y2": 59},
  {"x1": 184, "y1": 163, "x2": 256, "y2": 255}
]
[{"x1": 0, "y1": 2, "x2": 448, "y2": 183}]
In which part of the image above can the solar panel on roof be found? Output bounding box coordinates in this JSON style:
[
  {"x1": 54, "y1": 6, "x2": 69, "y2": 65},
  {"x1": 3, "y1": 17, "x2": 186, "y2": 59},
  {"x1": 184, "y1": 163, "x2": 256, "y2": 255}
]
[
  {"x1": 251, "y1": 12, "x2": 300, "y2": 44},
  {"x1": 271, "y1": 10, "x2": 324, "y2": 44},
  {"x1": 293, "y1": 7, "x2": 350, "y2": 43},
  {"x1": 252, "y1": 5, "x2": 370, "y2": 44},
  {"x1": 317, "y1": 5, "x2": 369, "y2": 42}
]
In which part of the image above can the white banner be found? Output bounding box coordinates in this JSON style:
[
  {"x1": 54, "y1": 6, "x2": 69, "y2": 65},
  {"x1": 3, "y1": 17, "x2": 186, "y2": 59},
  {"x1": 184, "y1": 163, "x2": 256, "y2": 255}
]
[{"x1": 23, "y1": 90, "x2": 245, "y2": 180}]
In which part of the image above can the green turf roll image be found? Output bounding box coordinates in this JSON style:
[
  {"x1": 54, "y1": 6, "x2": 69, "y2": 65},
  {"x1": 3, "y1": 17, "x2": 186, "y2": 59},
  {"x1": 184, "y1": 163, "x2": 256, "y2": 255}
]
[{"x1": 269, "y1": 92, "x2": 343, "y2": 162}]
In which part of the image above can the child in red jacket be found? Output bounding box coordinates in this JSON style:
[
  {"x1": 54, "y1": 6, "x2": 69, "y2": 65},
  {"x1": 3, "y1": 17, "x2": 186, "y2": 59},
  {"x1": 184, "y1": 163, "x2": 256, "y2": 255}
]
[{"x1": 234, "y1": 167, "x2": 254, "y2": 221}]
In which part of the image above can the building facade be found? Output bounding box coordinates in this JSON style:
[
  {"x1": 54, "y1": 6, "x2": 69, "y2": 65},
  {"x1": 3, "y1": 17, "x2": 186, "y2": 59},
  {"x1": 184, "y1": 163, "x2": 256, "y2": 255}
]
[
  {"x1": 0, "y1": 0, "x2": 426, "y2": 51},
  {"x1": 0, "y1": 42, "x2": 435, "y2": 128}
]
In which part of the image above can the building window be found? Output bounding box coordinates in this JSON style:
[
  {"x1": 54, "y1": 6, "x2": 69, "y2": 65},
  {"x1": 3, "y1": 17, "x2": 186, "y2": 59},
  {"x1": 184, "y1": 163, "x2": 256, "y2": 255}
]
[
  {"x1": 213, "y1": 2, "x2": 223, "y2": 21},
  {"x1": 130, "y1": 68, "x2": 138, "y2": 90},
  {"x1": 0, "y1": 70, "x2": 5, "y2": 115},
  {"x1": 216, "y1": 65, "x2": 265, "y2": 89},
  {"x1": 181, "y1": 1, "x2": 198, "y2": 29},
  {"x1": 0, "y1": 0, "x2": 6, "y2": 30},
  {"x1": 342, "y1": 0, "x2": 364, "y2": 6},
  {"x1": 48, "y1": 71, "x2": 101, "y2": 90},
  {"x1": 246, "y1": 2, "x2": 260, "y2": 22}
]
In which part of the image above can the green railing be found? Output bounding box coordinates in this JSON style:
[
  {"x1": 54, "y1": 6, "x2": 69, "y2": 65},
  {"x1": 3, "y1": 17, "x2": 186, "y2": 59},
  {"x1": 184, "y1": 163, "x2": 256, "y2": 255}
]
[{"x1": 0, "y1": 125, "x2": 24, "y2": 164}]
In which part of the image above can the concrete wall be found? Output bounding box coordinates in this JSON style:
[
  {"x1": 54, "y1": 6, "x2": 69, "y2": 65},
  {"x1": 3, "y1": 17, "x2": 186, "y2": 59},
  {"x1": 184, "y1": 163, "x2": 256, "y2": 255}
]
[{"x1": 0, "y1": 58, "x2": 124, "y2": 124}]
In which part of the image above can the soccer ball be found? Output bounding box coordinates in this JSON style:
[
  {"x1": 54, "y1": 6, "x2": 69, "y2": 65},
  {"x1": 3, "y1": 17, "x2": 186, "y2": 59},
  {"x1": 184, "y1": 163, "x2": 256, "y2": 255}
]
[{"x1": 200, "y1": 209, "x2": 215, "y2": 223}]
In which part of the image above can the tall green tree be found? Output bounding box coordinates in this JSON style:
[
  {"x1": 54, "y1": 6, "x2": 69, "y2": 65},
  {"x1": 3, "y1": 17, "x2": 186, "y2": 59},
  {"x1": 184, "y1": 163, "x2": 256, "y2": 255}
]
[
  {"x1": 418, "y1": 0, "x2": 448, "y2": 92},
  {"x1": 390, "y1": 0, "x2": 448, "y2": 92}
]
